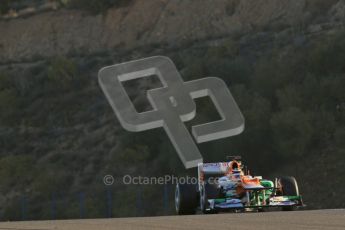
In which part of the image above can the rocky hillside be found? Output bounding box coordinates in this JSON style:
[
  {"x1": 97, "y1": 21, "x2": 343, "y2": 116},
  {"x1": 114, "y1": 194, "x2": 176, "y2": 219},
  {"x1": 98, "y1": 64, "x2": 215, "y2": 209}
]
[{"x1": 1, "y1": 0, "x2": 345, "y2": 63}]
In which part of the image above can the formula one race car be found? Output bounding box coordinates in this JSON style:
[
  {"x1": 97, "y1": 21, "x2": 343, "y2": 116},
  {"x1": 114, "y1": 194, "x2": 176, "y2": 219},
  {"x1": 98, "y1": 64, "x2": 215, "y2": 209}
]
[{"x1": 175, "y1": 156, "x2": 304, "y2": 214}]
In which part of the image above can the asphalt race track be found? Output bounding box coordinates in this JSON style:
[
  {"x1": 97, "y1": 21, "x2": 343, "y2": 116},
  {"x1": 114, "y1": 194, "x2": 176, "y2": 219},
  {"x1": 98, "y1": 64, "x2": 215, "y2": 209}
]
[{"x1": 0, "y1": 210, "x2": 344, "y2": 230}]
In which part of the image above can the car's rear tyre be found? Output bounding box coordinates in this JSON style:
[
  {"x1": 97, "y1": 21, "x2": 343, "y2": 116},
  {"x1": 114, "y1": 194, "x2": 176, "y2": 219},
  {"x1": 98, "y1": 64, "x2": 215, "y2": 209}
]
[
  {"x1": 278, "y1": 176, "x2": 299, "y2": 211},
  {"x1": 175, "y1": 183, "x2": 198, "y2": 215}
]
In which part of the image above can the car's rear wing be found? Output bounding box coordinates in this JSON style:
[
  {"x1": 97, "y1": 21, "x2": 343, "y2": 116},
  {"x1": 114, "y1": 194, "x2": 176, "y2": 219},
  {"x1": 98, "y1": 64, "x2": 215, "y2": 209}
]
[
  {"x1": 198, "y1": 163, "x2": 229, "y2": 189},
  {"x1": 198, "y1": 162, "x2": 230, "y2": 175}
]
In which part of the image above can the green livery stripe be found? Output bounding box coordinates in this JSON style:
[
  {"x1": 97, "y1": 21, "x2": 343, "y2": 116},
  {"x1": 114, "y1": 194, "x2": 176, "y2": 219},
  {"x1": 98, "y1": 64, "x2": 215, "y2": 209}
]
[{"x1": 214, "y1": 199, "x2": 226, "y2": 203}]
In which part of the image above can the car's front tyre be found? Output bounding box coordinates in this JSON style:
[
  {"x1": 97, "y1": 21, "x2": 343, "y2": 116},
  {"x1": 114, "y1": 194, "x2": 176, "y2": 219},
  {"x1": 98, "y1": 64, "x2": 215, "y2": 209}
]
[
  {"x1": 200, "y1": 183, "x2": 219, "y2": 214},
  {"x1": 278, "y1": 176, "x2": 299, "y2": 211}
]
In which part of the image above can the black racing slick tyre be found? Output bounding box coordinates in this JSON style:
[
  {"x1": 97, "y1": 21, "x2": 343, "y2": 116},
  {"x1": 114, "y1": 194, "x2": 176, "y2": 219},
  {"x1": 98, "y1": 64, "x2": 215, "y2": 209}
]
[
  {"x1": 175, "y1": 183, "x2": 198, "y2": 215},
  {"x1": 278, "y1": 176, "x2": 299, "y2": 211},
  {"x1": 200, "y1": 183, "x2": 219, "y2": 214}
]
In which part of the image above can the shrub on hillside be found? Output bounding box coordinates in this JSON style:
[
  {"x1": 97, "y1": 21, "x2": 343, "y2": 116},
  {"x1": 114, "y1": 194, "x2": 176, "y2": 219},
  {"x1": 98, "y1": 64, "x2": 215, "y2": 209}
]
[{"x1": 46, "y1": 56, "x2": 79, "y2": 89}]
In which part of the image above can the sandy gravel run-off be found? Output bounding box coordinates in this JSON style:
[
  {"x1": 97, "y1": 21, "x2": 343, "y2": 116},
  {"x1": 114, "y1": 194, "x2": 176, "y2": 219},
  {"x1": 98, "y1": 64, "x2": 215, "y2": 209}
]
[{"x1": 0, "y1": 209, "x2": 344, "y2": 230}]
